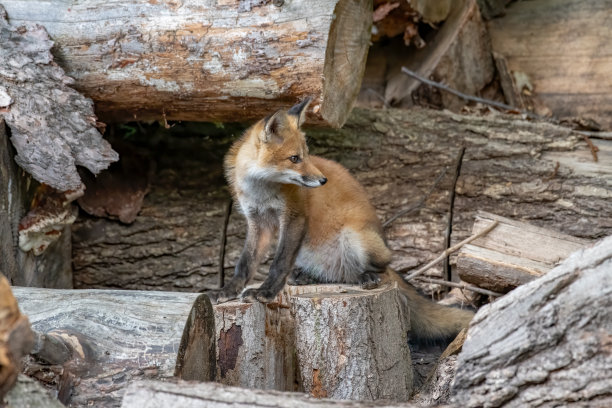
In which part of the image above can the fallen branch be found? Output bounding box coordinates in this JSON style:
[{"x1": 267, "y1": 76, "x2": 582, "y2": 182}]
[
  {"x1": 383, "y1": 166, "x2": 448, "y2": 228},
  {"x1": 414, "y1": 277, "x2": 503, "y2": 298},
  {"x1": 443, "y1": 147, "x2": 465, "y2": 280},
  {"x1": 217, "y1": 199, "x2": 232, "y2": 288},
  {"x1": 401, "y1": 67, "x2": 536, "y2": 117},
  {"x1": 573, "y1": 129, "x2": 612, "y2": 141},
  {"x1": 405, "y1": 221, "x2": 499, "y2": 280}
]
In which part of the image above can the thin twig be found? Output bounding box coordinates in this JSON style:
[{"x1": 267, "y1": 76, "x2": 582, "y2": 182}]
[
  {"x1": 405, "y1": 221, "x2": 499, "y2": 280},
  {"x1": 414, "y1": 277, "x2": 503, "y2": 298},
  {"x1": 383, "y1": 166, "x2": 448, "y2": 228},
  {"x1": 443, "y1": 147, "x2": 465, "y2": 282},
  {"x1": 218, "y1": 199, "x2": 232, "y2": 288},
  {"x1": 573, "y1": 130, "x2": 612, "y2": 141},
  {"x1": 581, "y1": 134, "x2": 599, "y2": 162},
  {"x1": 401, "y1": 67, "x2": 540, "y2": 119}
]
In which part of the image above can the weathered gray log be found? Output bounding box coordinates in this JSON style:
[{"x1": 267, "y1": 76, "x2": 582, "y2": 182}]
[
  {"x1": 3, "y1": 374, "x2": 64, "y2": 408},
  {"x1": 0, "y1": 6, "x2": 117, "y2": 192},
  {"x1": 452, "y1": 235, "x2": 612, "y2": 407},
  {"x1": 121, "y1": 380, "x2": 419, "y2": 408},
  {"x1": 487, "y1": 0, "x2": 612, "y2": 128},
  {"x1": 1, "y1": 0, "x2": 372, "y2": 127},
  {"x1": 291, "y1": 283, "x2": 412, "y2": 400},
  {"x1": 0, "y1": 120, "x2": 73, "y2": 288},
  {"x1": 14, "y1": 288, "x2": 200, "y2": 407},
  {"x1": 71, "y1": 108, "x2": 612, "y2": 296},
  {"x1": 457, "y1": 212, "x2": 590, "y2": 293},
  {"x1": 14, "y1": 283, "x2": 413, "y2": 406}
]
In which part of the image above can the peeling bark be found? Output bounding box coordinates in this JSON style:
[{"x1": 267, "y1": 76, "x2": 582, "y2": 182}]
[
  {"x1": 0, "y1": 6, "x2": 117, "y2": 192},
  {"x1": 452, "y1": 236, "x2": 612, "y2": 407},
  {"x1": 1, "y1": 0, "x2": 372, "y2": 127}
]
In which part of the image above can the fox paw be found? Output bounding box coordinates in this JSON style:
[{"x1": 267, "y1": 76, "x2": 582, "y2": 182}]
[
  {"x1": 205, "y1": 287, "x2": 240, "y2": 305},
  {"x1": 288, "y1": 269, "x2": 317, "y2": 286},
  {"x1": 359, "y1": 271, "x2": 381, "y2": 290},
  {"x1": 240, "y1": 288, "x2": 278, "y2": 304}
]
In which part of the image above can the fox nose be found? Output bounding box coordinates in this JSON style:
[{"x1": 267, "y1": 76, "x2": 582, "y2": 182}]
[{"x1": 319, "y1": 177, "x2": 327, "y2": 185}]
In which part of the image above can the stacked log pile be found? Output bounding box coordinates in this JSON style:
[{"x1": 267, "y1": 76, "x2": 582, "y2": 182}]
[{"x1": 71, "y1": 108, "x2": 611, "y2": 294}]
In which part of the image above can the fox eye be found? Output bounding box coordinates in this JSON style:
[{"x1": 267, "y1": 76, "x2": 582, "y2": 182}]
[{"x1": 289, "y1": 155, "x2": 302, "y2": 164}]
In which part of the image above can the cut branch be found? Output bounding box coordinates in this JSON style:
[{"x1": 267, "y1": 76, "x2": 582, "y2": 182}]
[{"x1": 404, "y1": 221, "x2": 499, "y2": 280}]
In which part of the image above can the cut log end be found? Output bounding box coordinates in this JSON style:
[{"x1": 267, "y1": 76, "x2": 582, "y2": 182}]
[{"x1": 321, "y1": 0, "x2": 373, "y2": 127}]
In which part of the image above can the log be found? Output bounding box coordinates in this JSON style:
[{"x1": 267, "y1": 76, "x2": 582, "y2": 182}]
[
  {"x1": 121, "y1": 380, "x2": 419, "y2": 408},
  {"x1": 3, "y1": 374, "x2": 64, "y2": 408},
  {"x1": 487, "y1": 0, "x2": 612, "y2": 128},
  {"x1": 174, "y1": 294, "x2": 216, "y2": 382},
  {"x1": 0, "y1": 277, "x2": 34, "y2": 400},
  {"x1": 384, "y1": 0, "x2": 494, "y2": 112},
  {"x1": 0, "y1": 6, "x2": 117, "y2": 192},
  {"x1": 452, "y1": 235, "x2": 612, "y2": 407},
  {"x1": 71, "y1": 108, "x2": 612, "y2": 296},
  {"x1": 14, "y1": 283, "x2": 412, "y2": 406},
  {"x1": 457, "y1": 212, "x2": 590, "y2": 293},
  {"x1": 0, "y1": 0, "x2": 372, "y2": 127},
  {"x1": 0, "y1": 116, "x2": 72, "y2": 289},
  {"x1": 14, "y1": 288, "x2": 200, "y2": 407},
  {"x1": 291, "y1": 283, "x2": 412, "y2": 400}
]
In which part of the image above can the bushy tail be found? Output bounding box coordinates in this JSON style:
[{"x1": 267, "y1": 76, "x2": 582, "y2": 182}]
[{"x1": 383, "y1": 269, "x2": 474, "y2": 344}]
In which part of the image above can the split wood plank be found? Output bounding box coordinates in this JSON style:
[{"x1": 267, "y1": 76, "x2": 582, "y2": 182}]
[{"x1": 457, "y1": 212, "x2": 590, "y2": 293}]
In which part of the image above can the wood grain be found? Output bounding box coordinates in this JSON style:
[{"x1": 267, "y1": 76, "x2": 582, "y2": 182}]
[
  {"x1": 0, "y1": 0, "x2": 372, "y2": 127},
  {"x1": 487, "y1": 0, "x2": 612, "y2": 128},
  {"x1": 457, "y1": 212, "x2": 590, "y2": 292}
]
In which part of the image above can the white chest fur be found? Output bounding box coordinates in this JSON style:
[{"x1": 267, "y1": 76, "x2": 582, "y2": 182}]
[{"x1": 237, "y1": 175, "x2": 285, "y2": 217}]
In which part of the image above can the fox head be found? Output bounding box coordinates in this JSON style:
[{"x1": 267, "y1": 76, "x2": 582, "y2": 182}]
[{"x1": 250, "y1": 98, "x2": 327, "y2": 188}]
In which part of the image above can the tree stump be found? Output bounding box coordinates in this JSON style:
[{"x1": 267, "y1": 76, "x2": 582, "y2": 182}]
[
  {"x1": 452, "y1": 235, "x2": 612, "y2": 407},
  {"x1": 0, "y1": 0, "x2": 372, "y2": 127},
  {"x1": 15, "y1": 282, "x2": 413, "y2": 405},
  {"x1": 291, "y1": 283, "x2": 413, "y2": 400}
]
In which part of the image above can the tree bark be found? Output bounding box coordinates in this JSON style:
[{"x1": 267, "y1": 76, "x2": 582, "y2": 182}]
[
  {"x1": 457, "y1": 212, "x2": 590, "y2": 293},
  {"x1": 452, "y1": 235, "x2": 612, "y2": 407},
  {"x1": 0, "y1": 6, "x2": 117, "y2": 192},
  {"x1": 14, "y1": 287, "x2": 200, "y2": 407},
  {"x1": 71, "y1": 108, "x2": 612, "y2": 295},
  {"x1": 121, "y1": 380, "x2": 419, "y2": 408},
  {"x1": 3, "y1": 374, "x2": 64, "y2": 408},
  {"x1": 0, "y1": 120, "x2": 73, "y2": 289},
  {"x1": 14, "y1": 283, "x2": 412, "y2": 406},
  {"x1": 0, "y1": 277, "x2": 34, "y2": 401},
  {"x1": 0, "y1": 0, "x2": 372, "y2": 127},
  {"x1": 291, "y1": 283, "x2": 413, "y2": 400}
]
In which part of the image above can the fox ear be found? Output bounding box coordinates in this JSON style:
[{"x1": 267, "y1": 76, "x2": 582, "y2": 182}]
[
  {"x1": 262, "y1": 110, "x2": 285, "y2": 143},
  {"x1": 287, "y1": 97, "x2": 312, "y2": 127}
]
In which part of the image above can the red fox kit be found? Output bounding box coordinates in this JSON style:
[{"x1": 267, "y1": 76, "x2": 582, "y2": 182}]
[{"x1": 207, "y1": 98, "x2": 473, "y2": 343}]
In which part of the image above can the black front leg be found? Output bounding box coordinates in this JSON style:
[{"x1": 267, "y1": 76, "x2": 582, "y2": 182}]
[
  {"x1": 242, "y1": 216, "x2": 305, "y2": 303},
  {"x1": 206, "y1": 220, "x2": 271, "y2": 304}
]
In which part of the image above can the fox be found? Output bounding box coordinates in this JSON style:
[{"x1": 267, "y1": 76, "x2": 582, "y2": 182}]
[{"x1": 206, "y1": 97, "x2": 474, "y2": 343}]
